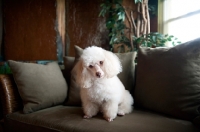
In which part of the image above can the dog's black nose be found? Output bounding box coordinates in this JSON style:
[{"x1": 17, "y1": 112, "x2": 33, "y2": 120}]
[{"x1": 96, "y1": 72, "x2": 101, "y2": 78}]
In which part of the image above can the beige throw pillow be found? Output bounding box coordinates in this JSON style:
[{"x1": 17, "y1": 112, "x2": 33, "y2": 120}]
[{"x1": 8, "y1": 60, "x2": 68, "y2": 114}]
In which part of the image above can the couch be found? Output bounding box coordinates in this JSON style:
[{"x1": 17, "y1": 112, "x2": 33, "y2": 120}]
[{"x1": 0, "y1": 38, "x2": 200, "y2": 132}]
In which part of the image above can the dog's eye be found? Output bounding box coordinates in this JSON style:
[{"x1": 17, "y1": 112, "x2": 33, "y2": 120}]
[
  {"x1": 89, "y1": 65, "x2": 93, "y2": 68},
  {"x1": 100, "y1": 61, "x2": 103, "y2": 65}
]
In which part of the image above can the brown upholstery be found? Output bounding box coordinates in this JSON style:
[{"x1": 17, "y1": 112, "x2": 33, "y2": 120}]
[
  {"x1": 0, "y1": 102, "x2": 3, "y2": 119},
  {"x1": 0, "y1": 41, "x2": 200, "y2": 131},
  {"x1": 5, "y1": 105, "x2": 200, "y2": 132},
  {"x1": 0, "y1": 74, "x2": 23, "y2": 117},
  {"x1": 0, "y1": 72, "x2": 200, "y2": 132},
  {"x1": 193, "y1": 116, "x2": 200, "y2": 126}
]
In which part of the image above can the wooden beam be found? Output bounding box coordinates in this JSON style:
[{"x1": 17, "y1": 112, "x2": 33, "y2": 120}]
[{"x1": 56, "y1": 0, "x2": 66, "y2": 57}]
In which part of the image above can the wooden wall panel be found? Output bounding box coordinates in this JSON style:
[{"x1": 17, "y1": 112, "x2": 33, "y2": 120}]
[
  {"x1": 150, "y1": 16, "x2": 158, "y2": 32},
  {"x1": 3, "y1": 0, "x2": 57, "y2": 61},
  {"x1": 0, "y1": 0, "x2": 2, "y2": 58},
  {"x1": 67, "y1": 0, "x2": 109, "y2": 56},
  {"x1": 2, "y1": 0, "x2": 158, "y2": 60}
]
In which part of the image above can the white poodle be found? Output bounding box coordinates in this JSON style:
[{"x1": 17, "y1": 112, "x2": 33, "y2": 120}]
[{"x1": 72, "y1": 46, "x2": 133, "y2": 122}]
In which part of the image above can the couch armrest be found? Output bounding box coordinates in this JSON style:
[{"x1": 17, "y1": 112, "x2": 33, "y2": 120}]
[{"x1": 0, "y1": 74, "x2": 23, "y2": 117}]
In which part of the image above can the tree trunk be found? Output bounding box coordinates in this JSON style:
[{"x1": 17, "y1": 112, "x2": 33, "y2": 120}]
[{"x1": 124, "y1": 0, "x2": 150, "y2": 51}]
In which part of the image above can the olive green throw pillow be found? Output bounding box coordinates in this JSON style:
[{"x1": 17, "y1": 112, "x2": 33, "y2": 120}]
[
  {"x1": 8, "y1": 60, "x2": 68, "y2": 114},
  {"x1": 116, "y1": 52, "x2": 136, "y2": 94},
  {"x1": 134, "y1": 38, "x2": 200, "y2": 121},
  {"x1": 63, "y1": 56, "x2": 75, "y2": 86},
  {"x1": 65, "y1": 45, "x2": 136, "y2": 106}
]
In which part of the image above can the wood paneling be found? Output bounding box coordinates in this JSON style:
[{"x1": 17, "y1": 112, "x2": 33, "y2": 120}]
[
  {"x1": 1, "y1": 0, "x2": 158, "y2": 60},
  {"x1": 0, "y1": 0, "x2": 2, "y2": 57},
  {"x1": 66, "y1": 0, "x2": 109, "y2": 56},
  {"x1": 3, "y1": 0, "x2": 57, "y2": 61},
  {"x1": 150, "y1": 16, "x2": 158, "y2": 32}
]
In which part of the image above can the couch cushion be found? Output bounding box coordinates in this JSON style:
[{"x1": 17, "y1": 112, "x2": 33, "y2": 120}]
[
  {"x1": 65, "y1": 46, "x2": 136, "y2": 106},
  {"x1": 134, "y1": 38, "x2": 200, "y2": 121},
  {"x1": 63, "y1": 56, "x2": 81, "y2": 106},
  {"x1": 5, "y1": 105, "x2": 200, "y2": 132},
  {"x1": 8, "y1": 60, "x2": 68, "y2": 114},
  {"x1": 193, "y1": 116, "x2": 200, "y2": 127},
  {"x1": 62, "y1": 56, "x2": 75, "y2": 86},
  {"x1": 116, "y1": 52, "x2": 136, "y2": 94}
]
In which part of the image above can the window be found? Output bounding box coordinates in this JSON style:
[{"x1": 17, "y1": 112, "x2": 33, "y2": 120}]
[{"x1": 158, "y1": 0, "x2": 200, "y2": 43}]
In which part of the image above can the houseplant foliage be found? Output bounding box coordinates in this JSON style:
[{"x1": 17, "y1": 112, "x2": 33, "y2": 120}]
[
  {"x1": 99, "y1": 0, "x2": 181, "y2": 52},
  {"x1": 0, "y1": 62, "x2": 12, "y2": 74},
  {"x1": 134, "y1": 32, "x2": 181, "y2": 49}
]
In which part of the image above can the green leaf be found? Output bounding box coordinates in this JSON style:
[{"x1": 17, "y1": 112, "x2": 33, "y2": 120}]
[
  {"x1": 106, "y1": 20, "x2": 115, "y2": 29},
  {"x1": 164, "y1": 34, "x2": 168, "y2": 37},
  {"x1": 109, "y1": 33, "x2": 113, "y2": 37},
  {"x1": 113, "y1": 0, "x2": 122, "y2": 3},
  {"x1": 147, "y1": 42, "x2": 152, "y2": 47},
  {"x1": 99, "y1": 9, "x2": 106, "y2": 17},
  {"x1": 110, "y1": 37, "x2": 114, "y2": 44},
  {"x1": 152, "y1": 36, "x2": 156, "y2": 42},
  {"x1": 100, "y1": 3, "x2": 105, "y2": 7},
  {"x1": 167, "y1": 38, "x2": 172, "y2": 41},
  {"x1": 117, "y1": 12, "x2": 125, "y2": 21},
  {"x1": 114, "y1": 38, "x2": 118, "y2": 42},
  {"x1": 134, "y1": 0, "x2": 142, "y2": 4},
  {"x1": 160, "y1": 39, "x2": 167, "y2": 44}
]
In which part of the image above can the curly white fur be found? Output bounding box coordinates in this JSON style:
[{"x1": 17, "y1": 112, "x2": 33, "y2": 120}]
[{"x1": 72, "y1": 46, "x2": 133, "y2": 122}]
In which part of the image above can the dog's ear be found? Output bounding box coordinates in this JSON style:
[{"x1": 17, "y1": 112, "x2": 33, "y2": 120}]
[
  {"x1": 71, "y1": 59, "x2": 93, "y2": 88},
  {"x1": 103, "y1": 50, "x2": 122, "y2": 78}
]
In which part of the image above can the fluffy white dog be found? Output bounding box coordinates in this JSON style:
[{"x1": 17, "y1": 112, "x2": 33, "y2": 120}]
[{"x1": 72, "y1": 46, "x2": 133, "y2": 122}]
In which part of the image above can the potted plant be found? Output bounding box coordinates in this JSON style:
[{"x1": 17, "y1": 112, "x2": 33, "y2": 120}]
[{"x1": 99, "y1": 0, "x2": 181, "y2": 53}]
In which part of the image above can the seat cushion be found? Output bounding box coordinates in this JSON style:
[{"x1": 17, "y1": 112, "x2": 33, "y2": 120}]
[
  {"x1": 193, "y1": 116, "x2": 200, "y2": 126},
  {"x1": 5, "y1": 105, "x2": 200, "y2": 132},
  {"x1": 134, "y1": 38, "x2": 200, "y2": 121}
]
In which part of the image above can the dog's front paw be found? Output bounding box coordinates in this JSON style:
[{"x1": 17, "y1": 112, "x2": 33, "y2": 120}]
[
  {"x1": 104, "y1": 115, "x2": 116, "y2": 122},
  {"x1": 105, "y1": 117, "x2": 114, "y2": 122},
  {"x1": 117, "y1": 112, "x2": 125, "y2": 116},
  {"x1": 83, "y1": 115, "x2": 92, "y2": 119},
  {"x1": 103, "y1": 110, "x2": 117, "y2": 122}
]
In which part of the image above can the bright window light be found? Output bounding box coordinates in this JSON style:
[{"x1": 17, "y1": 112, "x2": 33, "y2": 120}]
[{"x1": 161, "y1": 0, "x2": 200, "y2": 43}]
